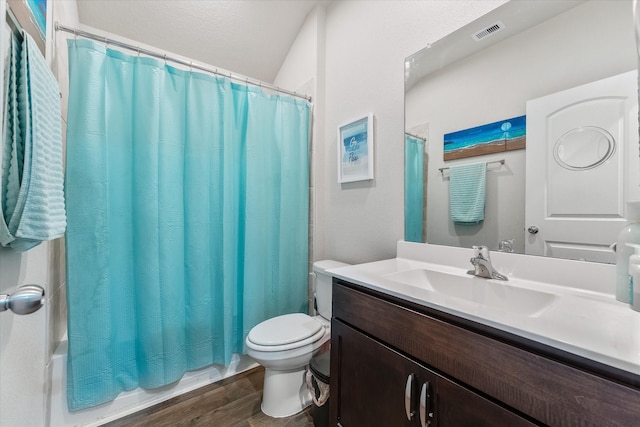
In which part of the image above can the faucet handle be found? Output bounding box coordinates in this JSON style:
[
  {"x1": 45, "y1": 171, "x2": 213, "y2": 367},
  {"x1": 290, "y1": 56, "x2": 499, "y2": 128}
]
[
  {"x1": 498, "y1": 239, "x2": 514, "y2": 253},
  {"x1": 472, "y1": 245, "x2": 490, "y2": 259}
]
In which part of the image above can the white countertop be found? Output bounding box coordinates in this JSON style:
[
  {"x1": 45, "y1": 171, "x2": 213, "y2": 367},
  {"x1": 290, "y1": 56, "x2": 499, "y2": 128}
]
[{"x1": 329, "y1": 242, "x2": 640, "y2": 377}]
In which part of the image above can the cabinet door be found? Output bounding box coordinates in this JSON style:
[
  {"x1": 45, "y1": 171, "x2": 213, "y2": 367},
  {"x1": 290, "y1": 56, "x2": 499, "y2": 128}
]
[
  {"x1": 330, "y1": 319, "x2": 538, "y2": 427},
  {"x1": 330, "y1": 319, "x2": 435, "y2": 427},
  {"x1": 436, "y1": 377, "x2": 538, "y2": 427}
]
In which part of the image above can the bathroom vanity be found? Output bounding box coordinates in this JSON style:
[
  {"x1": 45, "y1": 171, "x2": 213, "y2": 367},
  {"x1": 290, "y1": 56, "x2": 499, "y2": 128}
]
[{"x1": 328, "y1": 243, "x2": 640, "y2": 426}]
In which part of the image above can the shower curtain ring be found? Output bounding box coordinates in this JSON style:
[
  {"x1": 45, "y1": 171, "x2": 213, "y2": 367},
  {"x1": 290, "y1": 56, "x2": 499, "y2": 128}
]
[
  {"x1": 163, "y1": 54, "x2": 167, "y2": 65},
  {"x1": 137, "y1": 47, "x2": 141, "y2": 56},
  {"x1": 73, "y1": 29, "x2": 77, "y2": 39},
  {"x1": 189, "y1": 61, "x2": 193, "y2": 71}
]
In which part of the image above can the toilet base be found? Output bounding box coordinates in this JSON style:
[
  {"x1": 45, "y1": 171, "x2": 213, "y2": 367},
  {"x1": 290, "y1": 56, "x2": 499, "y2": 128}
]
[{"x1": 261, "y1": 367, "x2": 312, "y2": 418}]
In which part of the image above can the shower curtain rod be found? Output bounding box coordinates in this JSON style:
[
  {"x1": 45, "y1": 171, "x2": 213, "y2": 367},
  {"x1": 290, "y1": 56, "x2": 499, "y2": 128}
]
[
  {"x1": 54, "y1": 23, "x2": 312, "y2": 102},
  {"x1": 405, "y1": 132, "x2": 426, "y2": 142}
]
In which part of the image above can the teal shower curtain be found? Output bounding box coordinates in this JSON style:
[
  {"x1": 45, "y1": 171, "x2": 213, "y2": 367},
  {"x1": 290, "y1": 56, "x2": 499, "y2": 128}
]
[
  {"x1": 64, "y1": 39, "x2": 311, "y2": 411},
  {"x1": 405, "y1": 134, "x2": 424, "y2": 242}
]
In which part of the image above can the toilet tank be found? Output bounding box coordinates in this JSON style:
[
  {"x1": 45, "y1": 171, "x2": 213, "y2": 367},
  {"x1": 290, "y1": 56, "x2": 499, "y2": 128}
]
[{"x1": 313, "y1": 260, "x2": 350, "y2": 320}]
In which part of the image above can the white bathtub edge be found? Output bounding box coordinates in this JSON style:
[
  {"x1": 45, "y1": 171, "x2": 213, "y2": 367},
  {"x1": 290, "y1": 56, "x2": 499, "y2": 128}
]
[{"x1": 48, "y1": 339, "x2": 258, "y2": 427}]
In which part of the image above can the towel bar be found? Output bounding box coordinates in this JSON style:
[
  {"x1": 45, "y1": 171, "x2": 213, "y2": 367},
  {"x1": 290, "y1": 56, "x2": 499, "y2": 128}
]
[{"x1": 439, "y1": 159, "x2": 505, "y2": 175}]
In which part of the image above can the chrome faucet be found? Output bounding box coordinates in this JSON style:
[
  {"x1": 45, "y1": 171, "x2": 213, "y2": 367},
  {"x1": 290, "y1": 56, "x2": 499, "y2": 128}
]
[
  {"x1": 467, "y1": 245, "x2": 508, "y2": 281},
  {"x1": 498, "y1": 239, "x2": 514, "y2": 253}
]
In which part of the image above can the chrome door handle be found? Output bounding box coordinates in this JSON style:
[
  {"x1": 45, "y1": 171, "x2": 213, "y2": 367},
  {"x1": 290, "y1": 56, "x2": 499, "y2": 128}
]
[
  {"x1": 0, "y1": 285, "x2": 45, "y2": 315},
  {"x1": 405, "y1": 373, "x2": 416, "y2": 420},
  {"x1": 527, "y1": 226, "x2": 539, "y2": 234},
  {"x1": 419, "y1": 382, "x2": 433, "y2": 427}
]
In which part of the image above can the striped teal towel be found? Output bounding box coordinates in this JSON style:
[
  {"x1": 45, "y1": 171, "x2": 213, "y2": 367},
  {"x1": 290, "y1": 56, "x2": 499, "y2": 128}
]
[
  {"x1": 0, "y1": 32, "x2": 65, "y2": 251},
  {"x1": 449, "y1": 162, "x2": 486, "y2": 224}
]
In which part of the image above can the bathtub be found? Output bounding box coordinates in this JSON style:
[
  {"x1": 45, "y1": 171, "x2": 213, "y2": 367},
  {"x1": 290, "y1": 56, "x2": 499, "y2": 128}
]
[{"x1": 48, "y1": 336, "x2": 258, "y2": 427}]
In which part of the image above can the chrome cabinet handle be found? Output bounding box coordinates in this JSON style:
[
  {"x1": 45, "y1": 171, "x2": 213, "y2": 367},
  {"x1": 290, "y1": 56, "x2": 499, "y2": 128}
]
[
  {"x1": 419, "y1": 382, "x2": 433, "y2": 427},
  {"x1": 405, "y1": 373, "x2": 416, "y2": 420}
]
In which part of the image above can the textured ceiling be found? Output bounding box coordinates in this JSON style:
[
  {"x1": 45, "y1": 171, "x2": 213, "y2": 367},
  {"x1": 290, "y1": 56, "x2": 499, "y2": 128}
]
[{"x1": 76, "y1": 0, "x2": 320, "y2": 83}]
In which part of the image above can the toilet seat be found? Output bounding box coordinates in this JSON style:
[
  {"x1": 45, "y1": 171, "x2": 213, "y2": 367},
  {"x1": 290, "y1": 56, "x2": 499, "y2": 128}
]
[{"x1": 246, "y1": 313, "x2": 327, "y2": 352}]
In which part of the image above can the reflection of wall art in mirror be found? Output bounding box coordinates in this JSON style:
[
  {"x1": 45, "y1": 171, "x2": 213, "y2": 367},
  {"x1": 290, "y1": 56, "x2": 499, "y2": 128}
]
[
  {"x1": 337, "y1": 114, "x2": 374, "y2": 183},
  {"x1": 443, "y1": 115, "x2": 526, "y2": 161}
]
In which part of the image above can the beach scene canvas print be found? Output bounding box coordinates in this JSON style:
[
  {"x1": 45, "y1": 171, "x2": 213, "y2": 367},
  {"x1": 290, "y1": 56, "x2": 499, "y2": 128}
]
[{"x1": 443, "y1": 115, "x2": 526, "y2": 161}]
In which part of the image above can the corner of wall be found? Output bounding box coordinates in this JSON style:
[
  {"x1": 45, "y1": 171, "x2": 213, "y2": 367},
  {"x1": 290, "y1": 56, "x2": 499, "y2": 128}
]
[{"x1": 272, "y1": 4, "x2": 328, "y2": 308}]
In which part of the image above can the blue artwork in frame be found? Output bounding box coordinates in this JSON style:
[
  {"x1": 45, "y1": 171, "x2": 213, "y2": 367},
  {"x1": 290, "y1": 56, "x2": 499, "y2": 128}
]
[
  {"x1": 443, "y1": 115, "x2": 526, "y2": 161},
  {"x1": 26, "y1": 0, "x2": 46, "y2": 39},
  {"x1": 337, "y1": 114, "x2": 374, "y2": 183}
]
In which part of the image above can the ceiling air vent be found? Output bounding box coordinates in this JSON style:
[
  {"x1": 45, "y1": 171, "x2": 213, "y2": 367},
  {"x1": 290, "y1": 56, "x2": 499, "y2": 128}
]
[{"x1": 471, "y1": 21, "x2": 505, "y2": 41}]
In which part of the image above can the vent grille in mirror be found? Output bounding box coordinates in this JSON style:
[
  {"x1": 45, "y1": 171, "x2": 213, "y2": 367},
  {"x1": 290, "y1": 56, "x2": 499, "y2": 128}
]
[{"x1": 472, "y1": 21, "x2": 505, "y2": 41}]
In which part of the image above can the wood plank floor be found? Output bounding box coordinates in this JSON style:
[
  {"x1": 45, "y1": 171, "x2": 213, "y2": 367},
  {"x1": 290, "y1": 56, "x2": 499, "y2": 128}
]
[{"x1": 101, "y1": 367, "x2": 314, "y2": 427}]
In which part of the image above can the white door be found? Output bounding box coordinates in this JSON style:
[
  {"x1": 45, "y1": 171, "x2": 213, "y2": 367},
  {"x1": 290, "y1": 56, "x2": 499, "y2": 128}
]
[
  {"x1": 0, "y1": 1, "x2": 49, "y2": 424},
  {"x1": 525, "y1": 70, "x2": 639, "y2": 263},
  {"x1": 0, "y1": 246, "x2": 49, "y2": 427}
]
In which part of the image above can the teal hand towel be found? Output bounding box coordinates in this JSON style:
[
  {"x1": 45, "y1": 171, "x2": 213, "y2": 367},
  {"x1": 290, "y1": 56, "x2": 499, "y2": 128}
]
[
  {"x1": 449, "y1": 162, "x2": 486, "y2": 224},
  {"x1": 0, "y1": 32, "x2": 65, "y2": 251},
  {"x1": 1, "y1": 34, "x2": 23, "y2": 244}
]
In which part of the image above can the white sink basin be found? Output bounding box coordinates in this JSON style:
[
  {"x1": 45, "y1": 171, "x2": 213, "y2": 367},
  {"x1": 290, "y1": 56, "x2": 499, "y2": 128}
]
[
  {"x1": 384, "y1": 269, "x2": 557, "y2": 316},
  {"x1": 328, "y1": 243, "x2": 639, "y2": 377}
]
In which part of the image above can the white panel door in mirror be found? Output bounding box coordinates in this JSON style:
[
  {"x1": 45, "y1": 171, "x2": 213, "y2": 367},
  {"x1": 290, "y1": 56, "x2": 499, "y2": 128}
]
[
  {"x1": 549, "y1": 98, "x2": 622, "y2": 214},
  {"x1": 525, "y1": 70, "x2": 639, "y2": 263}
]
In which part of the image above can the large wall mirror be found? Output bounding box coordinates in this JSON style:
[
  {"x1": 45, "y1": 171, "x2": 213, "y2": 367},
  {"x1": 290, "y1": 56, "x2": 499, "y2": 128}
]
[{"x1": 405, "y1": 0, "x2": 639, "y2": 263}]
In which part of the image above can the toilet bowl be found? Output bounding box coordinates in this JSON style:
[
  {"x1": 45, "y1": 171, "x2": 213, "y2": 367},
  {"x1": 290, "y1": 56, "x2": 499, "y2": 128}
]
[
  {"x1": 246, "y1": 313, "x2": 330, "y2": 417},
  {"x1": 245, "y1": 260, "x2": 349, "y2": 418}
]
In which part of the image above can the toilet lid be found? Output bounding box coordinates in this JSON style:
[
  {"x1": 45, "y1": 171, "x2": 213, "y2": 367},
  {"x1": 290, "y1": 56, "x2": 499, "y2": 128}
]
[{"x1": 247, "y1": 313, "x2": 322, "y2": 346}]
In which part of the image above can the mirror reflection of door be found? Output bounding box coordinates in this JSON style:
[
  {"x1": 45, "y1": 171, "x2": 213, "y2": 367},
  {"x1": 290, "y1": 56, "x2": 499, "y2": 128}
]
[{"x1": 525, "y1": 70, "x2": 639, "y2": 263}]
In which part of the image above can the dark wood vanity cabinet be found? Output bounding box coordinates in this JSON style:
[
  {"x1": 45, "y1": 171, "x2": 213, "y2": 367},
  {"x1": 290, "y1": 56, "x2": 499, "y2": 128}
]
[
  {"x1": 331, "y1": 319, "x2": 536, "y2": 427},
  {"x1": 329, "y1": 280, "x2": 640, "y2": 427}
]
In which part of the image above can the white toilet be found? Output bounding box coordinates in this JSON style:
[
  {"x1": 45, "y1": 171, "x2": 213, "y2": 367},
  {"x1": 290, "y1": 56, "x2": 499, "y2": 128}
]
[{"x1": 245, "y1": 260, "x2": 349, "y2": 418}]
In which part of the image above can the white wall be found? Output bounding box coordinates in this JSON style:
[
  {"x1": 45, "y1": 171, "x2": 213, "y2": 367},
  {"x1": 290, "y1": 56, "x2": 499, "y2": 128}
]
[
  {"x1": 406, "y1": 1, "x2": 635, "y2": 253},
  {"x1": 320, "y1": 0, "x2": 507, "y2": 264},
  {"x1": 273, "y1": 6, "x2": 327, "y2": 309}
]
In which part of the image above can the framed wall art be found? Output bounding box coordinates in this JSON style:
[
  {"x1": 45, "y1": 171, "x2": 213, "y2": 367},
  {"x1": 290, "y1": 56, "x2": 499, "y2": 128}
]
[
  {"x1": 337, "y1": 113, "x2": 374, "y2": 183},
  {"x1": 443, "y1": 115, "x2": 526, "y2": 161}
]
